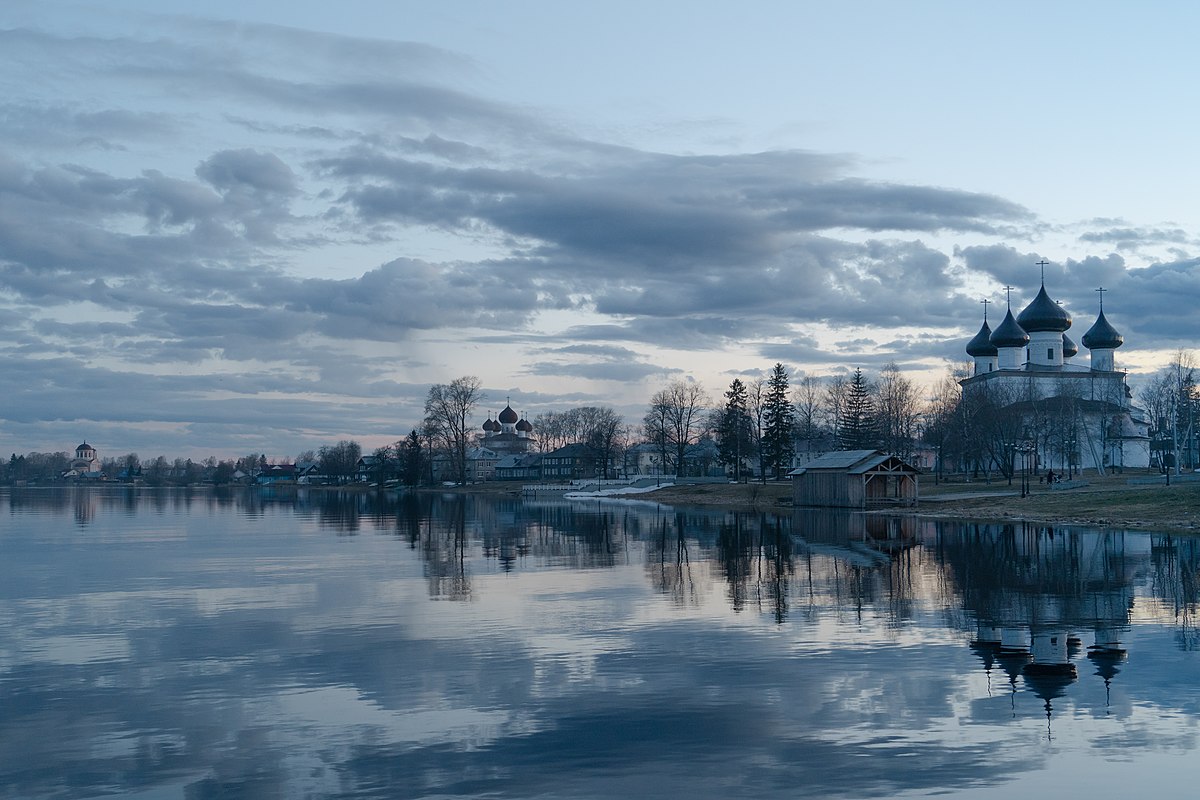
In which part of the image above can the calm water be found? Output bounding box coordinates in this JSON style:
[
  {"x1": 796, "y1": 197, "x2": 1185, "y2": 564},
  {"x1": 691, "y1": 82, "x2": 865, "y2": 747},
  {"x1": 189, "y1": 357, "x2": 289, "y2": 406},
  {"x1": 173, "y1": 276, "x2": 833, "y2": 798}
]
[{"x1": 1, "y1": 487, "x2": 1198, "y2": 799}]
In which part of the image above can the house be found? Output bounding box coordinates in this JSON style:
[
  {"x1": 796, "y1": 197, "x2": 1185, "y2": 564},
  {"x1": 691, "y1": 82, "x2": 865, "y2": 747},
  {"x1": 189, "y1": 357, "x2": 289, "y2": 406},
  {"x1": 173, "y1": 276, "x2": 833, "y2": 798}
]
[
  {"x1": 623, "y1": 442, "x2": 666, "y2": 476},
  {"x1": 256, "y1": 464, "x2": 298, "y2": 485},
  {"x1": 790, "y1": 450, "x2": 920, "y2": 509},
  {"x1": 495, "y1": 452, "x2": 542, "y2": 481},
  {"x1": 465, "y1": 447, "x2": 500, "y2": 481},
  {"x1": 295, "y1": 461, "x2": 323, "y2": 484},
  {"x1": 540, "y1": 443, "x2": 602, "y2": 481},
  {"x1": 355, "y1": 455, "x2": 399, "y2": 484}
]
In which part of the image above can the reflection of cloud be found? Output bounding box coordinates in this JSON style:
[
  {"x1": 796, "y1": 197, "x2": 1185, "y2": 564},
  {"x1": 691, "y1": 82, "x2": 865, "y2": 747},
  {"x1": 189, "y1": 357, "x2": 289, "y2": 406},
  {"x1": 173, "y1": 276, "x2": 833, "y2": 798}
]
[
  {"x1": 2, "y1": 492, "x2": 1200, "y2": 798},
  {"x1": 19, "y1": 634, "x2": 130, "y2": 666}
]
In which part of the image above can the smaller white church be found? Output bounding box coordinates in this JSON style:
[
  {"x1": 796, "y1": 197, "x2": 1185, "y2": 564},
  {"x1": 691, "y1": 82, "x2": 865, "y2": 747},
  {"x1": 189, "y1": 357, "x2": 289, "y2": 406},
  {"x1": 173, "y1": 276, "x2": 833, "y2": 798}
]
[{"x1": 961, "y1": 278, "x2": 1150, "y2": 473}]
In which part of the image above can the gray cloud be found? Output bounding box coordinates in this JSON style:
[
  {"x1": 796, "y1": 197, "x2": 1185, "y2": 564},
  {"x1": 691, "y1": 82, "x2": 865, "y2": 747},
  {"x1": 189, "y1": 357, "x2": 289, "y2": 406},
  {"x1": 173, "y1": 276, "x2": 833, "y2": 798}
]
[{"x1": 0, "y1": 7, "x2": 1185, "y2": 455}]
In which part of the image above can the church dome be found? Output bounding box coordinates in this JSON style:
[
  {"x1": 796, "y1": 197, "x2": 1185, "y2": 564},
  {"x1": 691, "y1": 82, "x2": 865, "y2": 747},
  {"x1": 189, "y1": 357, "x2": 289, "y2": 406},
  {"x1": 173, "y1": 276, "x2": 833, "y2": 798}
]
[
  {"x1": 1062, "y1": 333, "x2": 1078, "y2": 358},
  {"x1": 1081, "y1": 310, "x2": 1123, "y2": 350},
  {"x1": 966, "y1": 320, "x2": 998, "y2": 357},
  {"x1": 483, "y1": 418, "x2": 499, "y2": 433},
  {"x1": 1016, "y1": 285, "x2": 1071, "y2": 333},
  {"x1": 516, "y1": 418, "x2": 532, "y2": 433},
  {"x1": 990, "y1": 309, "x2": 1029, "y2": 348},
  {"x1": 498, "y1": 405, "x2": 518, "y2": 425}
]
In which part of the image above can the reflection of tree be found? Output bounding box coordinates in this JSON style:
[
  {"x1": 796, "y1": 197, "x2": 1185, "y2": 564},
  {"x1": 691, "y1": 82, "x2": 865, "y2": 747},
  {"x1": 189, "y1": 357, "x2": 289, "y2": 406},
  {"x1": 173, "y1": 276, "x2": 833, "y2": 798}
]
[
  {"x1": 714, "y1": 513, "x2": 794, "y2": 621},
  {"x1": 759, "y1": 515, "x2": 793, "y2": 623},
  {"x1": 648, "y1": 513, "x2": 700, "y2": 605},
  {"x1": 422, "y1": 499, "x2": 473, "y2": 601},
  {"x1": 1151, "y1": 535, "x2": 1200, "y2": 650},
  {"x1": 716, "y1": 516, "x2": 753, "y2": 612}
]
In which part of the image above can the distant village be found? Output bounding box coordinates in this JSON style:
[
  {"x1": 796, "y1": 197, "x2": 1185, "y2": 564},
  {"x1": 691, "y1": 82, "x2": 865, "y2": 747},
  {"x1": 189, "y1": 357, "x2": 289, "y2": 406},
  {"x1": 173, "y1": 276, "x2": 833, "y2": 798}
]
[{"x1": 4, "y1": 278, "x2": 1198, "y2": 490}]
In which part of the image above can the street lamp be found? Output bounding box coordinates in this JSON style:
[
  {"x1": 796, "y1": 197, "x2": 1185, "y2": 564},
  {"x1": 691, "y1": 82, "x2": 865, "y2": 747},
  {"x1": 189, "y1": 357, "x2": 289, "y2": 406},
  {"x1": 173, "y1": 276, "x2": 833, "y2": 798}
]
[{"x1": 1015, "y1": 438, "x2": 1035, "y2": 498}]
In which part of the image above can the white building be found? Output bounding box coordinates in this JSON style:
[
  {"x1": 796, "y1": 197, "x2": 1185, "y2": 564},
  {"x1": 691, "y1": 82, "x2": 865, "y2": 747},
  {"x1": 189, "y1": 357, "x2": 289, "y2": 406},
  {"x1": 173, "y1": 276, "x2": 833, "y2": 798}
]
[{"x1": 960, "y1": 280, "x2": 1150, "y2": 473}]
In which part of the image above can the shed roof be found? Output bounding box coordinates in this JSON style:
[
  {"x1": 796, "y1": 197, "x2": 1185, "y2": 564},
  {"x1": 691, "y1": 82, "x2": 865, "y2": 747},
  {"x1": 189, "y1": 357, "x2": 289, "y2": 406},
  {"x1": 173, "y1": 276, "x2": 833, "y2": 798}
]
[{"x1": 789, "y1": 450, "x2": 921, "y2": 477}]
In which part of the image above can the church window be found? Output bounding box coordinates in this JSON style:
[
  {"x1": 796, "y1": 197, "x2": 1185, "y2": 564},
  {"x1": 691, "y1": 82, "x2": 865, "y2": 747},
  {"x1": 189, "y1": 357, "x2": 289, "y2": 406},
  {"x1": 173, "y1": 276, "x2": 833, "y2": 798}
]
[{"x1": 1048, "y1": 348, "x2": 1054, "y2": 360}]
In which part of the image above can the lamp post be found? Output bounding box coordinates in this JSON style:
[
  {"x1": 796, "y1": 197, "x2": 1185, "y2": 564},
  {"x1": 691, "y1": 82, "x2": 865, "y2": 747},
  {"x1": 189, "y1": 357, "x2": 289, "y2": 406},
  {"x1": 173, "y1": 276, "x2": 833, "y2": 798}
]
[{"x1": 1015, "y1": 438, "x2": 1034, "y2": 498}]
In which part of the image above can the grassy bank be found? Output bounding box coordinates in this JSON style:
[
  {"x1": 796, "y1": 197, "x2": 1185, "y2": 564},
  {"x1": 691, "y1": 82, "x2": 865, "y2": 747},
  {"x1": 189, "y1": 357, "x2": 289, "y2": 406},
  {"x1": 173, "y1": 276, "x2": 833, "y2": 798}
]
[
  {"x1": 637, "y1": 473, "x2": 1200, "y2": 533},
  {"x1": 425, "y1": 473, "x2": 1200, "y2": 533}
]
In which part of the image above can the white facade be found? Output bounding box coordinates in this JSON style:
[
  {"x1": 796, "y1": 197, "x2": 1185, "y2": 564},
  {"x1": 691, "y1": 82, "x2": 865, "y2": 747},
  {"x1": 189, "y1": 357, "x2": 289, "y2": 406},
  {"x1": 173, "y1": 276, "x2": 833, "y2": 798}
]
[{"x1": 961, "y1": 282, "x2": 1150, "y2": 473}]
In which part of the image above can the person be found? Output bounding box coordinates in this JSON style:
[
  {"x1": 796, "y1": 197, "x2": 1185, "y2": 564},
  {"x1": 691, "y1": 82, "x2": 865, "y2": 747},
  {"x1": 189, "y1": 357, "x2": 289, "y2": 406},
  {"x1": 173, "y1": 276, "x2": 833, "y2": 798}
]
[{"x1": 1046, "y1": 469, "x2": 1055, "y2": 485}]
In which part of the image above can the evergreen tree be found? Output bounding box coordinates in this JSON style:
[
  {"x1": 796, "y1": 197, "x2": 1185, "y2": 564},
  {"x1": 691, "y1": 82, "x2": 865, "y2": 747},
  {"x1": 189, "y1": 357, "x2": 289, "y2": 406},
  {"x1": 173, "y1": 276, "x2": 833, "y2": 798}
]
[
  {"x1": 402, "y1": 429, "x2": 425, "y2": 486},
  {"x1": 716, "y1": 378, "x2": 752, "y2": 481},
  {"x1": 839, "y1": 368, "x2": 877, "y2": 450},
  {"x1": 762, "y1": 363, "x2": 796, "y2": 479}
]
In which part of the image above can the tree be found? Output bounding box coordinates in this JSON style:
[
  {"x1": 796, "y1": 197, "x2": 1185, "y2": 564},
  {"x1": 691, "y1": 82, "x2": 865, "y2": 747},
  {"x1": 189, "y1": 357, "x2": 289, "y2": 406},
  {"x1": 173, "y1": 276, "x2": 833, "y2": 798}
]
[
  {"x1": 402, "y1": 429, "x2": 426, "y2": 486},
  {"x1": 716, "y1": 378, "x2": 753, "y2": 481},
  {"x1": 578, "y1": 406, "x2": 623, "y2": 478},
  {"x1": 821, "y1": 374, "x2": 848, "y2": 446},
  {"x1": 213, "y1": 460, "x2": 236, "y2": 485},
  {"x1": 748, "y1": 377, "x2": 767, "y2": 482},
  {"x1": 873, "y1": 362, "x2": 920, "y2": 460},
  {"x1": 644, "y1": 381, "x2": 710, "y2": 476},
  {"x1": 424, "y1": 375, "x2": 484, "y2": 485},
  {"x1": 762, "y1": 363, "x2": 796, "y2": 479},
  {"x1": 794, "y1": 376, "x2": 823, "y2": 442},
  {"x1": 839, "y1": 369, "x2": 877, "y2": 451},
  {"x1": 318, "y1": 440, "x2": 362, "y2": 484},
  {"x1": 144, "y1": 455, "x2": 169, "y2": 486},
  {"x1": 370, "y1": 444, "x2": 395, "y2": 483},
  {"x1": 922, "y1": 367, "x2": 965, "y2": 480}
]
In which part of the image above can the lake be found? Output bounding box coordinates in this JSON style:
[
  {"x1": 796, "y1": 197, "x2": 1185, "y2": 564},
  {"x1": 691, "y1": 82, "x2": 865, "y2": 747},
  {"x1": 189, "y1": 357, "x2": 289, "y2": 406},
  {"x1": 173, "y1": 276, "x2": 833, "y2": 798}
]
[{"x1": 1, "y1": 486, "x2": 1198, "y2": 799}]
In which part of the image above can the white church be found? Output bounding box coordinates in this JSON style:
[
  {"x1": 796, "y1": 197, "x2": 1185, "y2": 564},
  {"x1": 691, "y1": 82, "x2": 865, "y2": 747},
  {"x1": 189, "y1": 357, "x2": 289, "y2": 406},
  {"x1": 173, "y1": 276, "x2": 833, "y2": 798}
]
[{"x1": 960, "y1": 275, "x2": 1150, "y2": 473}]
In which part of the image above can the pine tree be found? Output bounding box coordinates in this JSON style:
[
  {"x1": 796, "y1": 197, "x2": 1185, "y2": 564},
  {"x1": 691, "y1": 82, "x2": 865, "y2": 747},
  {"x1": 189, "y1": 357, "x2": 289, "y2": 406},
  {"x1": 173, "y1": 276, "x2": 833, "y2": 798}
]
[
  {"x1": 716, "y1": 378, "x2": 752, "y2": 481},
  {"x1": 402, "y1": 429, "x2": 425, "y2": 486},
  {"x1": 762, "y1": 363, "x2": 796, "y2": 479},
  {"x1": 839, "y1": 368, "x2": 877, "y2": 450}
]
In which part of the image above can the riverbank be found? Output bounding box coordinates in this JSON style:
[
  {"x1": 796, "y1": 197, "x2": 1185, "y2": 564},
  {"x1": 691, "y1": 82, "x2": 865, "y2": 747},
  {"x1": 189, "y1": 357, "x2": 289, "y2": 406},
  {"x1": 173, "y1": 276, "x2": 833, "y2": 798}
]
[
  {"x1": 422, "y1": 474, "x2": 1200, "y2": 532},
  {"x1": 630, "y1": 474, "x2": 1200, "y2": 533}
]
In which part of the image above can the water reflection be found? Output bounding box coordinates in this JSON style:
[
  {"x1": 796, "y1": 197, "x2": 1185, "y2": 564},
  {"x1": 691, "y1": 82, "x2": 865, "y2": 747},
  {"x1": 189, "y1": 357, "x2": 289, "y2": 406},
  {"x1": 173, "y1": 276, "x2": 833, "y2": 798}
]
[{"x1": 1, "y1": 487, "x2": 1199, "y2": 799}]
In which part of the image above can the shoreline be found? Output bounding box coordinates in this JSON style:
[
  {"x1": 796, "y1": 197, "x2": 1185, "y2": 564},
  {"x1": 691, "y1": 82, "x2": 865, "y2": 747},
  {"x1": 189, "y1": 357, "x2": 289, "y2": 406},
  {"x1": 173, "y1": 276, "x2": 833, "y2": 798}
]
[{"x1": 10, "y1": 478, "x2": 1198, "y2": 534}]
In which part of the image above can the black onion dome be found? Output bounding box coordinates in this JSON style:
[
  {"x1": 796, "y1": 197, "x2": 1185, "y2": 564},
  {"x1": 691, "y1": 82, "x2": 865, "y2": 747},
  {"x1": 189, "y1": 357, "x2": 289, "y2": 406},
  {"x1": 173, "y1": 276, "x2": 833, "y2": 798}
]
[
  {"x1": 1016, "y1": 285, "x2": 1072, "y2": 332},
  {"x1": 1081, "y1": 310, "x2": 1123, "y2": 349},
  {"x1": 498, "y1": 405, "x2": 519, "y2": 424},
  {"x1": 516, "y1": 418, "x2": 532, "y2": 433},
  {"x1": 990, "y1": 309, "x2": 1030, "y2": 348},
  {"x1": 966, "y1": 320, "x2": 998, "y2": 357},
  {"x1": 483, "y1": 418, "x2": 498, "y2": 432},
  {"x1": 1062, "y1": 333, "x2": 1078, "y2": 358}
]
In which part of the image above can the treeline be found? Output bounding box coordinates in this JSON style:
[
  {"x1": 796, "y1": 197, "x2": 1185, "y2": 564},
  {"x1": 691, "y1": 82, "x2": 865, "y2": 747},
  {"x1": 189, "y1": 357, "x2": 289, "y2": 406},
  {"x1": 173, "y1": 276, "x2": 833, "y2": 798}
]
[{"x1": 7, "y1": 353, "x2": 1194, "y2": 487}]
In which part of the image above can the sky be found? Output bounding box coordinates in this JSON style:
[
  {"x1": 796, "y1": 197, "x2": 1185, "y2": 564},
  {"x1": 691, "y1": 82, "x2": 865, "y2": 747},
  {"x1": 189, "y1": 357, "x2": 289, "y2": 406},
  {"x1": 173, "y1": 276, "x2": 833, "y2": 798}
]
[{"x1": 2, "y1": 0, "x2": 1198, "y2": 461}]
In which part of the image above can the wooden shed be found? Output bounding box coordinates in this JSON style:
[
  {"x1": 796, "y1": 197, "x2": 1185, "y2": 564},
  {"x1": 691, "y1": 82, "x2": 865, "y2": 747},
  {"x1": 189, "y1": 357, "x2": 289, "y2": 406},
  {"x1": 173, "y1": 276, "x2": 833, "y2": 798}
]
[{"x1": 789, "y1": 450, "x2": 920, "y2": 509}]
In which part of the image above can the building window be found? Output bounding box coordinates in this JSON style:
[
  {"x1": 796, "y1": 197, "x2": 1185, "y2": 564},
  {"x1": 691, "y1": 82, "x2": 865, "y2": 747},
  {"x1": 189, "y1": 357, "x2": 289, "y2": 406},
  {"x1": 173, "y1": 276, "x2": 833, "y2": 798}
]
[{"x1": 1048, "y1": 348, "x2": 1054, "y2": 360}]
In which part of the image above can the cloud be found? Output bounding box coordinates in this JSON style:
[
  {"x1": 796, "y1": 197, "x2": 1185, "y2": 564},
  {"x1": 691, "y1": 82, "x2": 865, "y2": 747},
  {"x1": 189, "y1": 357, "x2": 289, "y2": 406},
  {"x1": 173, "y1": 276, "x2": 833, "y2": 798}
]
[{"x1": 0, "y1": 6, "x2": 1187, "y2": 455}]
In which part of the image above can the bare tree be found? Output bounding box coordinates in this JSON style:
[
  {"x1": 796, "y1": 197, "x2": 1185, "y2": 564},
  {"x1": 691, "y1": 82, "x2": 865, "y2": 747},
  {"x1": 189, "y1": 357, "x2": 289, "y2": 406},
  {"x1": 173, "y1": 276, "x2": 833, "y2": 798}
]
[
  {"x1": 821, "y1": 374, "x2": 848, "y2": 446},
  {"x1": 424, "y1": 376, "x2": 484, "y2": 485},
  {"x1": 874, "y1": 362, "x2": 920, "y2": 460},
  {"x1": 794, "y1": 376, "x2": 823, "y2": 442},
  {"x1": 644, "y1": 381, "x2": 710, "y2": 476},
  {"x1": 578, "y1": 406, "x2": 624, "y2": 478},
  {"x1": 747, "y1": 376, "x2": 767, "y2": 482}
]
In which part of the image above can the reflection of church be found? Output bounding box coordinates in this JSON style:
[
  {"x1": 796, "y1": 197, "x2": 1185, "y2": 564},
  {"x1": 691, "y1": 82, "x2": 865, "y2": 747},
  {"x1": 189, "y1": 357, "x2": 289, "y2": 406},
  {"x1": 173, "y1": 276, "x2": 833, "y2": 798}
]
[
  {"x1": 946, "y1": 523, "x2": 1140, "y2": 723},
  {"x1": 962, "y1": 275, "x2": 1151, "y2": 471}
]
